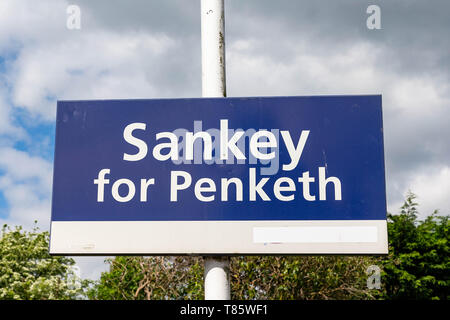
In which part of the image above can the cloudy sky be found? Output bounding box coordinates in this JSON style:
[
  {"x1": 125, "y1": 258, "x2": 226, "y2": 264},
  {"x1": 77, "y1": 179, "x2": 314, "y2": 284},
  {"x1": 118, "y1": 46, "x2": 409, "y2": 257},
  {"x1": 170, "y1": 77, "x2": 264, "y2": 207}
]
[{"x1": 0, "y1": 0, "x2": 449, "y2": 279}]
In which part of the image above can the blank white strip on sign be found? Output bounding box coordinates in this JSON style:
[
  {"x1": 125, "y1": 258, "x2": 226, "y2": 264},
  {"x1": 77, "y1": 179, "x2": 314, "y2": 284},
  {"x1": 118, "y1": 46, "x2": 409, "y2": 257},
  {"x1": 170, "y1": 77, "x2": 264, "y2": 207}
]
[
  {"x1": 50, "y1": 220, "x2": 387, "y2": 254},
  {"x1": 253, "y1": 226, "x2": 378, "y2": 243}
]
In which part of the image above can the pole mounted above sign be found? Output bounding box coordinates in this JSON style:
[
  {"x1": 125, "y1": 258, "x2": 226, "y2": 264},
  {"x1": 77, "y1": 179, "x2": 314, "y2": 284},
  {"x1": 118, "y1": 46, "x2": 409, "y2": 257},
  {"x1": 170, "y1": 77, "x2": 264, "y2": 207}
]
[{"x1": 49, "y1": 95, "x2": 388, "y2": 255}]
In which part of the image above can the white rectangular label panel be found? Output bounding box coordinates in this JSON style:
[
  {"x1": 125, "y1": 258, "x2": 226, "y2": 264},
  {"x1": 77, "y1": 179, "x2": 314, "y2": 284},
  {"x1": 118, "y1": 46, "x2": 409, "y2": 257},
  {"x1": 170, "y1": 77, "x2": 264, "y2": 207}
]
[{"x1": 50, "y1": 220, "x2": 388, "y2": 255}]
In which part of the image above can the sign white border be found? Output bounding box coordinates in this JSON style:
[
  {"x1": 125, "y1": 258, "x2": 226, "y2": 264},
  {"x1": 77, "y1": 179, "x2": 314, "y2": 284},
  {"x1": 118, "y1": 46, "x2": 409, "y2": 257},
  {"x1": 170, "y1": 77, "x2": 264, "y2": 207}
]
[{"x1": 49, "y1": 220, "x2": 388, "y2": 255}]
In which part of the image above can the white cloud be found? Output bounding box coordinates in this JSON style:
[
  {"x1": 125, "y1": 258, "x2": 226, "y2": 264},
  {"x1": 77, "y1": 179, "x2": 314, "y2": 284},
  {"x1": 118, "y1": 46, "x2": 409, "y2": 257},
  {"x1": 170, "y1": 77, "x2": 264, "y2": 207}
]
[
  {"x1": 0, "y1": 147, "x2": 52, "y2": 185},
  {"x1": 1, "y1": 0, "x2": 178, "y2": 121},
  {"x1": 406, "y1": 166, "x2": 450, "y2": 218},
  {"x1": 0, "y1": 0, "x2": 68, "y2": 50},
  {"x1": 10, "y1": 31, "x2": 174, "y2": 120},
  {"x1": 0, "y1": 91, "x2": 26, "y2": 139},
  {"x1": 0, "y1": 148, "x2": 52, "y2": 229},
  {"x1": 9, "y1": 30, "x2": 174, "y2": 120},
  {"x1": 72, "y1": 256, "x2": 111, "y2": 281}
]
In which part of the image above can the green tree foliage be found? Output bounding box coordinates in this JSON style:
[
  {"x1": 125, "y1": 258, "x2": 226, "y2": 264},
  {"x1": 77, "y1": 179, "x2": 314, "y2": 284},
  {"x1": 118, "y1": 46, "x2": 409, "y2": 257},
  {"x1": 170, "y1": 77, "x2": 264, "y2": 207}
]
[
  {"x1": 90, "y1": 256, "x2": 204, "y2": 300},
  {"x1": 378, "y1": 192, "x2": 449, "y2": 300},
  {"x1": 230, "y1": 256, "x2": 375, "y2": 299},
  {"x1": 91, "y1": 255, "x2": 376, "y2": 300},
  {"x1": 0, "y1": 223, "x2": 90, "y2": 300}
]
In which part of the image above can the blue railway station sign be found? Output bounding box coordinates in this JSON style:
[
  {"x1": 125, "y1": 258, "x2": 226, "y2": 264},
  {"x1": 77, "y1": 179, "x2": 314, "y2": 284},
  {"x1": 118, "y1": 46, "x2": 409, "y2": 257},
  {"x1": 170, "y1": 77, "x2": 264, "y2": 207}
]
[{"x1": 49, "y1": 95, "x2": 388, "y2": 254}]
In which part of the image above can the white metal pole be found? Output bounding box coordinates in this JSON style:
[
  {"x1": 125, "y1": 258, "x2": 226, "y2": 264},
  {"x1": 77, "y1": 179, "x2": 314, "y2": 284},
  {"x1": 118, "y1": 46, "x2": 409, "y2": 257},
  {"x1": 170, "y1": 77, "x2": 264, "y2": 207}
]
[
  {"x1": 201, "y1": 0, "x2": 230, "y2": 300},
  {"x1": 201, "y1": 0, "x2": 226, "y2": 98},
  {"x1": 204, "y1": 256, "x2": 230, "y2": 300}
]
